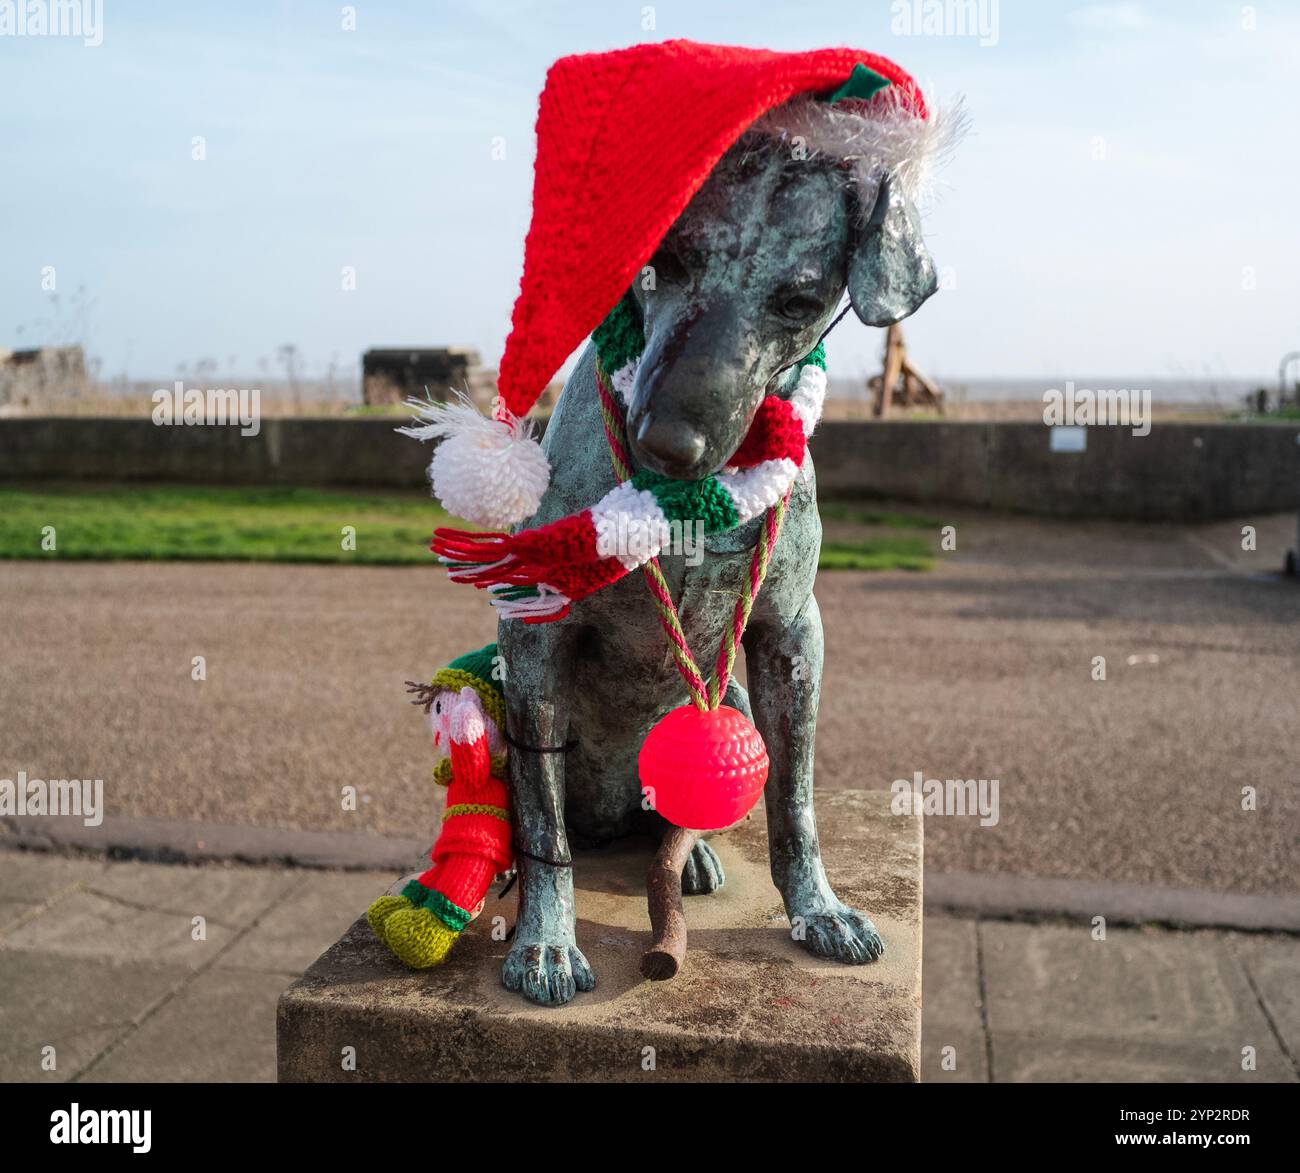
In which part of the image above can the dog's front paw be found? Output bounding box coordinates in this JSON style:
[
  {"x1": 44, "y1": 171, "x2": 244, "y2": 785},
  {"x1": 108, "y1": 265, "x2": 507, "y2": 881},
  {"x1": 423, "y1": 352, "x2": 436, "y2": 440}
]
[
  {"x1": 682, "y1": 839, "x2": 725, "y2": 895},
  {"x1": 502, "y1": 940, "x2": 596, "y2": 1006},
  {"x1": 792, "y1": 903, "x2": 883, "y2": 965}
]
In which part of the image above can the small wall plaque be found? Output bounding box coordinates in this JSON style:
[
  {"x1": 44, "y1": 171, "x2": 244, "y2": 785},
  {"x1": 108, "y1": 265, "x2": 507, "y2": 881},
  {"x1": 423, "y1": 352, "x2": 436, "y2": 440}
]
[{"x1": 1049, "y1": 425, "x2": 1087, "y2": 453}]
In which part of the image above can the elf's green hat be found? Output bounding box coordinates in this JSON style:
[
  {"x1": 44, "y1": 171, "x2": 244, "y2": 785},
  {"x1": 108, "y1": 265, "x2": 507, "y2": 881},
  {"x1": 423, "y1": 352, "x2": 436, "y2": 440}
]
[{"x1": 430, "y1": 643, "x2": 505, "y2": 731}]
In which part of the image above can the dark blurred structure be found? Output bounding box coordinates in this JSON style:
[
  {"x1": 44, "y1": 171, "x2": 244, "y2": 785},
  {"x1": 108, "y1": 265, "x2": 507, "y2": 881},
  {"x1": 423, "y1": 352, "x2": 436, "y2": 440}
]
[{"x1": 361, "y1": 347, "x2": 496, "y2": 409}]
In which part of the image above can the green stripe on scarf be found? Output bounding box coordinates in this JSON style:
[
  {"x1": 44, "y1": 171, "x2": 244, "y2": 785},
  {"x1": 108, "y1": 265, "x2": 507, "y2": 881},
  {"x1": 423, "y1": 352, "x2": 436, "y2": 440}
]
[
  {"x1": 632, "y1": 468, "x2": 740, "y2": 531},
  {"x1": 592, "y1": 294, "x2": 644, "y2": 374},
  {"x1": 800, "y1": 341, "x2": 826, "y2": 370}
]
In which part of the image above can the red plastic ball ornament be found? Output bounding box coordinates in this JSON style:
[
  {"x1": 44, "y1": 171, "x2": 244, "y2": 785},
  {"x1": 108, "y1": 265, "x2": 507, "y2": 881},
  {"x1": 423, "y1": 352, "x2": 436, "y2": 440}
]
[{"x1": 638, "y1": 704, "x2": 769, "y2": 831}]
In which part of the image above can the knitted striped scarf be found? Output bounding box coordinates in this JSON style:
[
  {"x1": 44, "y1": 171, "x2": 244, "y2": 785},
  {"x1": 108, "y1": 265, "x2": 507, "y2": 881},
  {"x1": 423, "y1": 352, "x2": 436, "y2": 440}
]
[{"x1": 430, "y1": 297, "x2": 827, "y2": 623}]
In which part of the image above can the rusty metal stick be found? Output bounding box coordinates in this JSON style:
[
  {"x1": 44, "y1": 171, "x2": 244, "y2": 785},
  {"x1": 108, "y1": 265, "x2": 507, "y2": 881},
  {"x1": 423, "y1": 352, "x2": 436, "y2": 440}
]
[{"x1": 641, "y1": 825, "x2": 698, "y2": 981}]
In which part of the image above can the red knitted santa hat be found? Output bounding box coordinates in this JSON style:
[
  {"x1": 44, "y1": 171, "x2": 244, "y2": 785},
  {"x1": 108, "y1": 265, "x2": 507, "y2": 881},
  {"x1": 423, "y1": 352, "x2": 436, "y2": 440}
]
[{"x1": 403, "y1": 40, "x2": 932, "y2": 530}]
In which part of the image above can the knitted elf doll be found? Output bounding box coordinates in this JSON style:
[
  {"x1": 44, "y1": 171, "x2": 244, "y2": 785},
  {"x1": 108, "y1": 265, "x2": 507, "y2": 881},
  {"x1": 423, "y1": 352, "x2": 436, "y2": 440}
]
[{"x1": 367, "y1": 644, "x2": 511, "y2": 968}]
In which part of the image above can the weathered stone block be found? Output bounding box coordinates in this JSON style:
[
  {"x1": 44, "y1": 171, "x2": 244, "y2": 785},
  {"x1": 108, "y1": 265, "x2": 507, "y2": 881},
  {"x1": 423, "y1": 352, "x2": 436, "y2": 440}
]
[{"x1": 277, "y1": 790, "x2": 921, "y2": 1082}]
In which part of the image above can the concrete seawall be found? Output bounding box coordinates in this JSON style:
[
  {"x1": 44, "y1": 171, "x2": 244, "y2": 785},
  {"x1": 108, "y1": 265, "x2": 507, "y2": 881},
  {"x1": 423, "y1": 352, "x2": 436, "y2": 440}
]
[
  {"x1": 811, "y1": 420, "x2": 1300, "y2": 520},
  {"x1": 2, "y1": 417, "x2": 1296, "y2": 521}
]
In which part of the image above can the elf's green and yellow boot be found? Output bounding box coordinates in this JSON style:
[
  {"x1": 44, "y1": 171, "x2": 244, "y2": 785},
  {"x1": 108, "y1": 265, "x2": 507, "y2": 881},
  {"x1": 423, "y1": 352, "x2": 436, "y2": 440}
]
[{"x1": 367, "y1": 879, "x2": 473, "y2": 969}]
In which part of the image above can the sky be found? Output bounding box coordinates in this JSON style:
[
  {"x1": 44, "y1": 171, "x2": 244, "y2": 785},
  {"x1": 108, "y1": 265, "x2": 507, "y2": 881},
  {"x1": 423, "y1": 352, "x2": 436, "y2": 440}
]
[{"x1": 1, "y1": 0, "x2": 1297, "y2": 388}]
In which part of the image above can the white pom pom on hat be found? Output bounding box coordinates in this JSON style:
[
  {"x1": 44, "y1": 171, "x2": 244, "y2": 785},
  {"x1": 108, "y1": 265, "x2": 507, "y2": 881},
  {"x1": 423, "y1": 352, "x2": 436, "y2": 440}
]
[{"x1": 397, "y1": 393, "x2": 550, "y2": 530}]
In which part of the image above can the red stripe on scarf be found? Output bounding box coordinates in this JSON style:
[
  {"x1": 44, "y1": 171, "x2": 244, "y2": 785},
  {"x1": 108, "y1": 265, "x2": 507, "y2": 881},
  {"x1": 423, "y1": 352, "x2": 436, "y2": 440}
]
[
  {"x1": 431, "y1": 511, "x2": 629, "y2": 604},
  {"x1": 727, "y1": 395, "x2": 805, "y2": 468},
  {"x1": 432, "y1": 511, "x2": 598, "y2": 574}
]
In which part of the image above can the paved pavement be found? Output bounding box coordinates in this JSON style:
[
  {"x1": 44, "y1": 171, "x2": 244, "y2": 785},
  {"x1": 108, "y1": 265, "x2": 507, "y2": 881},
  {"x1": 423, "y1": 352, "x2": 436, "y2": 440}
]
[
  {"x1": 922, "y1": 914, "x2": 1298, "y2": 1082},
  {"x1": 0, "y1": 851, "x2": 390, "y2": 1082},
  {"x1": 1, "y1": 851, "x2": 1294, "y2": 1082},
  {"x1": 2, "y1": 508, "x2": 1296, "y2": 895}
]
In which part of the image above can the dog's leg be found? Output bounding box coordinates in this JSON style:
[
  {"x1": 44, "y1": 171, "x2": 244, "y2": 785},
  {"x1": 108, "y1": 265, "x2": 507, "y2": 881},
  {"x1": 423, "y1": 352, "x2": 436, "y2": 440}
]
[
  {"x1": 497, "y1": 619, "x2": 595, "y2": 1006},
  {"x1": 745, "y1": 595, "x2": 884, "y2": 964}
]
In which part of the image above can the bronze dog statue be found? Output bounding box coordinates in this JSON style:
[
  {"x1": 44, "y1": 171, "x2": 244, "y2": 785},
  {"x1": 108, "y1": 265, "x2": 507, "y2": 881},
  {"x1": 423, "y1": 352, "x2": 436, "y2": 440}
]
[{"x1": 496, "y1": 101, "x2": 944, "y2": 1006}]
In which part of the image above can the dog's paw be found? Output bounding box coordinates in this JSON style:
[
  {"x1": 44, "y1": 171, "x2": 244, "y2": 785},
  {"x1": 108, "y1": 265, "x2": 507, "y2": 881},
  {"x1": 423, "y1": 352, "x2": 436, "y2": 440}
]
[
  {"x1": 502, "y1": 940, "x2": 596, "y2": 1006},
  {"x1": 793, "y1": 904, "x2": 884, "y2": 965},
  {"x1": 682, "y1": 839, "x2": 725, "y2": 895}
]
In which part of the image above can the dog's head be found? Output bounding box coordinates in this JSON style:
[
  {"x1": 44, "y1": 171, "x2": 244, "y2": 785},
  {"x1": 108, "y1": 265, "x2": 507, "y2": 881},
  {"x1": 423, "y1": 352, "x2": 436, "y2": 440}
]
[{"x1": 625, "y1": 95, "x2": 946, "y2": 480}]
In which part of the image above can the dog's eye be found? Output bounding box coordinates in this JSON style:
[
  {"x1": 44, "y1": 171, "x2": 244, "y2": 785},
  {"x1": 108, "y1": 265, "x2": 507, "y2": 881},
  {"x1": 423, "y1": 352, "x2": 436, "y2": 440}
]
[
  {"x1": 648, "y1": 246, "x2": 689, "y2": 286},
  {"x1": 777, "y1": 293, "x2": 823, "y2": 323}
]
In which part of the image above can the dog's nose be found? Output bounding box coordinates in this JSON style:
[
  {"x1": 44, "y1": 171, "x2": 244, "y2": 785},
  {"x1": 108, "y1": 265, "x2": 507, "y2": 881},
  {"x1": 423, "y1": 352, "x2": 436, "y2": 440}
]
[{"x1": 634, "y1": 416, "x2": 707, "y2": 472}]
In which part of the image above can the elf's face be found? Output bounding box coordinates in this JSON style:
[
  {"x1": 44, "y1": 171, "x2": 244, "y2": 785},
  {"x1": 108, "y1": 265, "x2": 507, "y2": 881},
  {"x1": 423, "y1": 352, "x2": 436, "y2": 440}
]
[
  {"x1": 628, "y1": 120, "x2": 933, "y2": 481},
  {"x1": 424, "y1": 686, "x2": 506, "y2": 761},
  {"x1": 427, "y1": 689, "x2": 460, "y2": 762}
]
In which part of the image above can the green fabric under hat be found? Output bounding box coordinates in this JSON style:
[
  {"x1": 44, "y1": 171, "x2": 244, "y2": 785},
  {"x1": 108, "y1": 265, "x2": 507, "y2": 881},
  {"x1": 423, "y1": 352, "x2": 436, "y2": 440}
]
[
  {"x1": 823, "y1": 62, "x2": 892, "y2": 105},
  {"x1": 430, "y1": 643, "x2": 505, "y2": 731}
]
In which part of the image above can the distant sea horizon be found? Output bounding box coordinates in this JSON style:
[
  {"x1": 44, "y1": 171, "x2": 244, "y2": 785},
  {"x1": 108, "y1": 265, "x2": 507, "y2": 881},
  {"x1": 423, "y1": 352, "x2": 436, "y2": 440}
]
[
  {"x1": 828, "y1": 375, "x2": 1268, "y2": 406},
  {"x1": 103, "y1": 373, "x2": 1272, "y2": 407}
]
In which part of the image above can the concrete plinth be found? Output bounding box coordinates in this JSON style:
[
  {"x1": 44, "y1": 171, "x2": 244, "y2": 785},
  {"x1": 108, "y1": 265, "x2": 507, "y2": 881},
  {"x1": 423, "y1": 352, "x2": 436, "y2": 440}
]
[{"x1": 277, "y1": 790, "x2": 921, "y2": 1082}]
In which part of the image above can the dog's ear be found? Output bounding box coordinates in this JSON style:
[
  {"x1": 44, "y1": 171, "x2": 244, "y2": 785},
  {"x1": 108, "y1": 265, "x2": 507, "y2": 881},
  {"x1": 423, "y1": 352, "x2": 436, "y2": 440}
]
[{"x1": 847, "y1": 173, "x2": 937, "y2": 327}]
